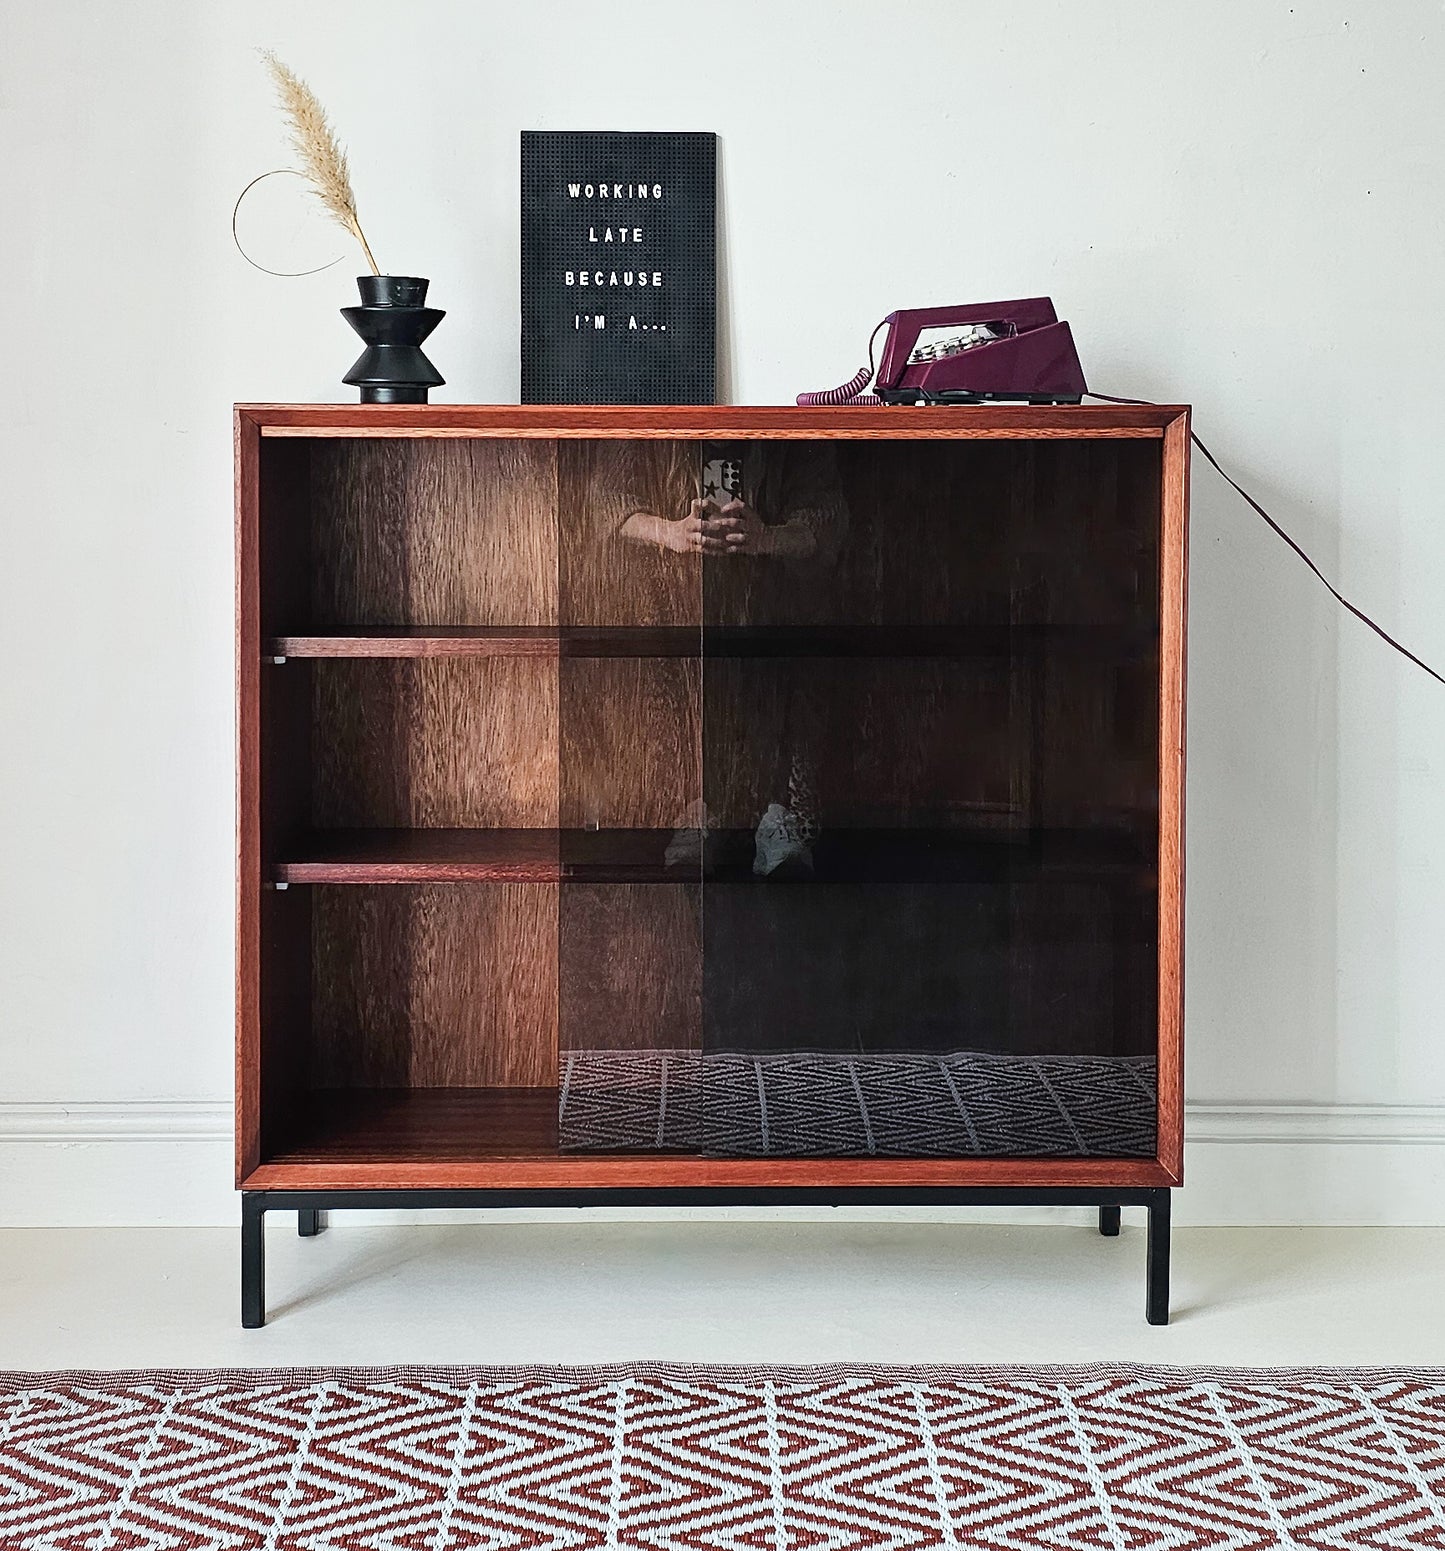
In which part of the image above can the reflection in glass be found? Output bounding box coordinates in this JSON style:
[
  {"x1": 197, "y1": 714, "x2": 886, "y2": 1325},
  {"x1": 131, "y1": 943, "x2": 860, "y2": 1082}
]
[{"x1": 557, "y1": 438, "x2": 1161, "y2": 1158}]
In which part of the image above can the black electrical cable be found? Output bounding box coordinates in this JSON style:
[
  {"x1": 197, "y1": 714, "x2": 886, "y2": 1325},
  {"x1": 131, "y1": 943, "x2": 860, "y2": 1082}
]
[{"x1": 1087, "y1": 392, "x2": 1445, "y2": 688}]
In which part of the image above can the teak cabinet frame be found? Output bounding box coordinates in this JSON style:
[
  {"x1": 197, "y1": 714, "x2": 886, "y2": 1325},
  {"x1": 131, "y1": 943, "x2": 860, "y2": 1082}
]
[{"x1": 236, "y1": 402, "x2": 1190, "y2": 1326}]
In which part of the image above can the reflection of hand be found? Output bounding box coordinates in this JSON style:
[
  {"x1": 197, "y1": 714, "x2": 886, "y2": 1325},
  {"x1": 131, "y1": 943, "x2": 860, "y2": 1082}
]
[
  {"x1": 705, "y1": 499, "x2": 768, "y2": 555},
  {"x1": 621, "y1": 500, "x2": 814, "y2": 558},
  {"x1": 659, "y1": 498, "x2": 760, "y2": 554},
  {"x1": 619, "y1": 506, "x2": 707, "y2": 553}
]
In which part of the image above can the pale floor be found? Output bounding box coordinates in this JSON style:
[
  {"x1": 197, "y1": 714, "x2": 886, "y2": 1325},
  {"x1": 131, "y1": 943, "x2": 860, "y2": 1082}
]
[{"x1": 0, "y1": 1219, "x2": 1442, "y2": 1372}]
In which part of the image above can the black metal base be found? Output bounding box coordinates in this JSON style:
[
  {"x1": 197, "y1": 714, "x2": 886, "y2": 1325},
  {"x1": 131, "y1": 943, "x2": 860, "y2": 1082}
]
[{"x1": 241, "y1": 1185, "x2": 1172, "y2": 1329}]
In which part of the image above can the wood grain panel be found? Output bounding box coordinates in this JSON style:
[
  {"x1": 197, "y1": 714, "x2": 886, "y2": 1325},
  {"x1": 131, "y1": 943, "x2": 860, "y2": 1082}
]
[
  {"x1": 558, "y1": 439, "x2": 701, "y2": 626},
  {"x1": 278, "y1": 829, "x2": 564, "y2": 883},
  {"x1": 244, "y1": 1157, "x2": 1179, "y2": 1188},
  {"x1": 308, "y1": 438, "x2": 558, "y2": 627},
  {"x1": 259, "y1": 657, "x2": 313, "y2": 865},
  {"x1": 1156, "y1": 411, "x2": 1190, "y2": 1182},
  {"x1": 560, "y1": 658, "x2": 700, "y2": 829},
  {"x1": 235, "y1": 409, "x2": 262, "y2": 1182},
  {"x1": 312, "y1": 658, "x2": 558, "y2": 829},
  {"x1": 269, "y1": 626, "x2": 709, "y2": 658},
  {"x1": 702, "y1": 657, "x2": 1020, "y2": 831},
  {"x1": 258, "y1": 439, "x2": 313, "y2": 641},
  {"x1": 311, "y1": 884, "x2": 558, "y2": 1088},
  {"x1": 1012, "y1": 440, "x2": 1162, "y2": 837},
  {"x1": 560, "y1": 884, "x2": 701, "y2": 1053},
  {"x1": 828, "y1": 440, "x2": 1020, "y2": 631},
  {"x1": 240, "y1": 404, "x2": 1182, "y2": 440},
  {"x1": 272, "y1": 627, "x2": 566, "y2": 658}
]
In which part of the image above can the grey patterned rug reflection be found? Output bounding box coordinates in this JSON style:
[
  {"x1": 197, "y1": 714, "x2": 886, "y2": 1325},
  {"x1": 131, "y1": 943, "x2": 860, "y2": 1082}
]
[{"x1": 557, "y1": 1049, "x2": 1157, "y2": 1157}]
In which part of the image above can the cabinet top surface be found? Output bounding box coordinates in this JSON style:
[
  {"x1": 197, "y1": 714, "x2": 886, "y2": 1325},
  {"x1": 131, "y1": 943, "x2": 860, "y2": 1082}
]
[{"x1": 236, "y1": 403, "x2": 1190, "y2": 440}]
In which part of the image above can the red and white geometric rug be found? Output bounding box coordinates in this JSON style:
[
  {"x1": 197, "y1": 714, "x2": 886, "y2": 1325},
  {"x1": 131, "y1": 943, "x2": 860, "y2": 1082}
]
[{"x1": 3, "y1": 1362, "x2": 1444, "y2": 1548}]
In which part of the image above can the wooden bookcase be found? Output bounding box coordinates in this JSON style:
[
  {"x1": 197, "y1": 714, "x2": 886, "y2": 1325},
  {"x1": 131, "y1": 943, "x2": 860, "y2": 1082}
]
[{"x1": 236, "y1": 403, "x2": 1189, "y2": 1325}]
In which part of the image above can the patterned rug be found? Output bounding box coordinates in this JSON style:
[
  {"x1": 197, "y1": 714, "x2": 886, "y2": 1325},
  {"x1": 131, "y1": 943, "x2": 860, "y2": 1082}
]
[
  {"x1": 558, "y1": 1049, "x2": 1158, "y2": 1157},
  {"x1": 4, "y1": 1363, "x2": 1444, "y2": 1549}
]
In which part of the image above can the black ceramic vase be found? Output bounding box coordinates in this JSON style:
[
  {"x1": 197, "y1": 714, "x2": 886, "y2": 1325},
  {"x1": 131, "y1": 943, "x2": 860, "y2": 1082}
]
[{"x1": 341, "y1": 275, "x2": 445, "y2": 404}]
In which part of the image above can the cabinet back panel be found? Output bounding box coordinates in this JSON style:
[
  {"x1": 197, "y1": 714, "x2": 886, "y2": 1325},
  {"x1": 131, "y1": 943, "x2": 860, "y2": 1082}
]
[
  {"x1": 559, "y1": 883, "x2": 702, "y2": 1054},
  {"x1": 311, "y1": 658, "x2": 559, "y2": 829},
  {"x1": 560, "y1": 658, "x2": 701, "y2": 829},
  {"x1": 308, "y1": 439, "x2": 559, "y2": 628},
  {"x1": 310, "y1": 884, "x2": 558, "y2": 1087},
  {"x1": 702, "y1": 657, "x2": 1021, "y2": 833},
  {"x1": 558, "y1": 440, "x2": 702, "y2": 626}
]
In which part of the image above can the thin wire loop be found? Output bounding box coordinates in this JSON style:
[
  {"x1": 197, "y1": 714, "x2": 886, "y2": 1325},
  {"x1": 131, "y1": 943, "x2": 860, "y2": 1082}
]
[
  {"x1": 231, "y1": 169, "x2": 347, "y2": 278},
  {"x1": 1088, "y1": 391, "x2": 1444, "y2": 687}
]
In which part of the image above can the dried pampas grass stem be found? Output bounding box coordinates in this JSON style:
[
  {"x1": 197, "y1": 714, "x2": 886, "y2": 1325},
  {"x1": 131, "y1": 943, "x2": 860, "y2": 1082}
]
[{"x1": 260, "y1": 50, "x2": 380, "y2": 275}]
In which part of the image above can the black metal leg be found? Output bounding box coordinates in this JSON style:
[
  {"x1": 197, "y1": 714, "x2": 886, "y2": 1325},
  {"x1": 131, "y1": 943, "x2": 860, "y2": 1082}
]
[
  {"x1": 1098, "y1": 1204, "x2": 1121, "y2": 1237},
  {"x1": 298, "y1": 1208, "x2": 325, "y2": 1237},
  {"x1": 1146, "y1": 1188, "x2": 1171, "y2": 1325},
  {"x1": 241, "y1": 1193, "x2": 267, "y2": 1329}
]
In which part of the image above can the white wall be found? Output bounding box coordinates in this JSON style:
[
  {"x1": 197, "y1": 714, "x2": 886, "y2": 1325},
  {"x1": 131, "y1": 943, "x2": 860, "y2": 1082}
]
[{"x1": 3, "y1": 0, "x2": 1444, "y2": 1226}]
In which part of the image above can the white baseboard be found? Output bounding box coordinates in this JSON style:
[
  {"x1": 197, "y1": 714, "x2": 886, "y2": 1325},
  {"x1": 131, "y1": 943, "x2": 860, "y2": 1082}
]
[
  {"x1": 2, "y1": 1101, "x2": 1444, "y2": 1227},
  {"x1": 0, "y1": 1103, "x2": 234, "y2": 1228}
]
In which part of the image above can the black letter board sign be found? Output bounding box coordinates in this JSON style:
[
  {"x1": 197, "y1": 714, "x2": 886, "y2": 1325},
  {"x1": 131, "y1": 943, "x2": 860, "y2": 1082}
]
[{"x1": 520, "y1": 131, "x2": 716, "y2": 404}]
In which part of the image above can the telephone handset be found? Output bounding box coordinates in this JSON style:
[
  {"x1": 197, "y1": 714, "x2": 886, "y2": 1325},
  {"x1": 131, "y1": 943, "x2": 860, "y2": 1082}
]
[{"x1": 797, "y1": 297, "x2": 1087, "y2": 406}]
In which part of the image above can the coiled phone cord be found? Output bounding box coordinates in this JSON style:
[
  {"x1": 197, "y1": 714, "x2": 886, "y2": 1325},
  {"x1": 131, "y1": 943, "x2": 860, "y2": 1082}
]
[{"x1": 796, "y1": 319, "x2": 889, "y2": 405}]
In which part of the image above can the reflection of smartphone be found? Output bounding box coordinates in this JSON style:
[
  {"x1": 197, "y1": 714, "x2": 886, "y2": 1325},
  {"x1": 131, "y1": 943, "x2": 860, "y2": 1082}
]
[{"x1": 701, "y1": 447, "x2": 743, "y2": 509}]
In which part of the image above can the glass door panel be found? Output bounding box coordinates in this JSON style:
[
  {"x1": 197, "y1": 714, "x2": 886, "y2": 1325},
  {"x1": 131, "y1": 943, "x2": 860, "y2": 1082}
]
[
  {"x1": 699, "y1": 438, "x2": 1161, "y2": 1159},
  {"x1": 555, "y1": 440, "x2": 703, "y2": 1151}
]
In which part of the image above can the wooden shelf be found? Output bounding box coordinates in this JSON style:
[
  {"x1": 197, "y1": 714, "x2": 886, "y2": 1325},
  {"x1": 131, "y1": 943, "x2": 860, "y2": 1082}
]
[
  {"x1": 273, "y1": 828, "x2": 679, "y2": 884},
  {"x1": 269, "y1": 1087, "x2": 560, "y2": 1163},
  {"x1": 247, "y1": 1086, "x2": 1176, "y2": 1190},
  {"x1": 275, "y1": 829, "x2": 565, "y2": 883},
  {"x1": 269, "y1": 623, "x2": 1158, "y2": 661},
  {"x1": 271, "y1": 826, "x2": 1155, "y2": 885},
  {"x1": 268, "y1": 626, "x2": 698, "y2": 658}
]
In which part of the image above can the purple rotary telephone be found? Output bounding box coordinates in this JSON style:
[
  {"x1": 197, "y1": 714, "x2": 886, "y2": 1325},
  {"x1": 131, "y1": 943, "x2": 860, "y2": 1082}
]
[{"x1": 797, "y1": 297, "x2": 1087, "y2": 406}]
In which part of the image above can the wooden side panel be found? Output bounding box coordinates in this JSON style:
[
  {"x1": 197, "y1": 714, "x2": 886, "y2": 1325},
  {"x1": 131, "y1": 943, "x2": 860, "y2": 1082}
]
[
  {"x1": 239, "y1": 407, "x2": 1189, "y2": 1190},
  {"x1": 259, "y1": 885, "x2": 312, "y2": 1155},
  {"x1": 312, "y1": 658, "x2": 559, "y2": 829},
  {"x1": 308, "y1": 438, "x2": 559, "y2": 627},
  {"x1": 1156, "y1": 412, "x2": 1190, "y2": 1183},
  {"x1": 235, "y1": 411, "x2": 262, "y2": 1182},
  {"x1": 310, "y1": 884, "x2": 559, "y2": 1088},
  {"x1": 258, "y1": 439, "x2": 313, "y2": 639}
]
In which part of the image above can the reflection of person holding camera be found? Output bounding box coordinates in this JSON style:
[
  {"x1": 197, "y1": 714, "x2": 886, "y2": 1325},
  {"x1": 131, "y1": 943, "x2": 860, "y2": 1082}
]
[
  {"x1": 621, "y1": 490, "x2": 816, "y2": 557},
  {"x1": 619, "y1": 443, "x2": 845, "y2": 875},
  {"x1": 620, "y1": 443, "x2": 837, "y2": 563}
]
